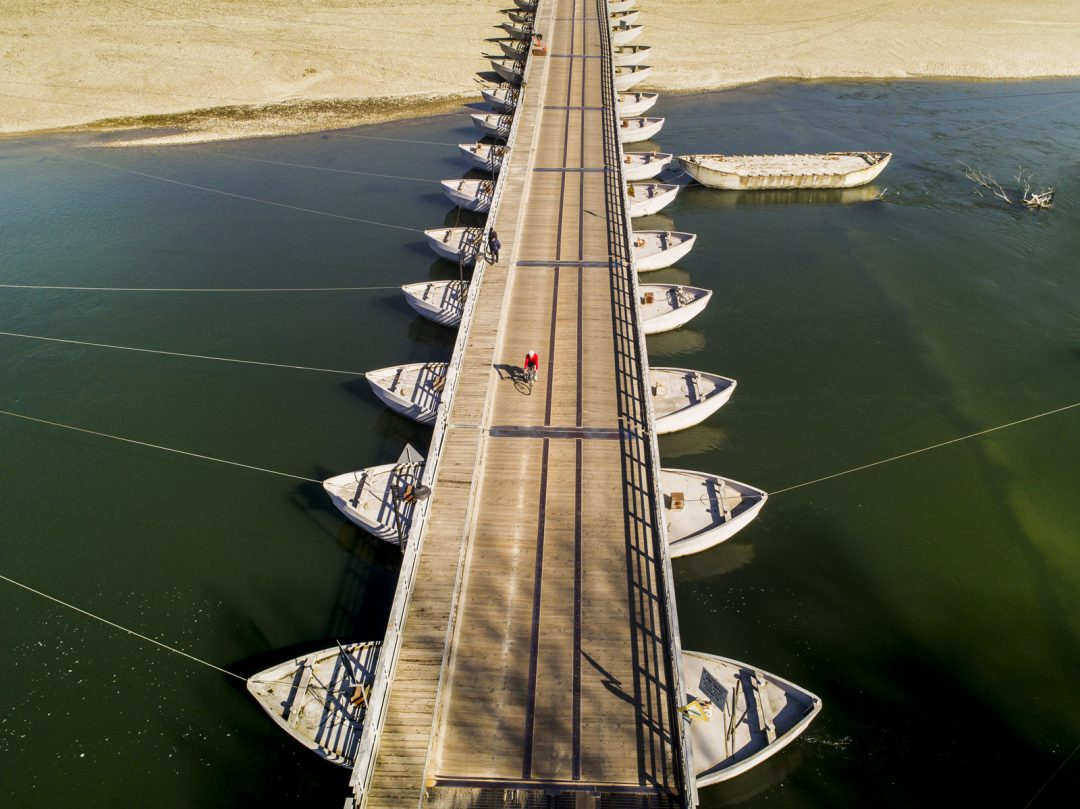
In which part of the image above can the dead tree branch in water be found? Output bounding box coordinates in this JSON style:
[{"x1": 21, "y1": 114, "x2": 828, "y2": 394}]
[
  {"x1": 1016, "y1": 167, "x2": 1056, "y2": 209},
  {"x1": 963, "y1": 163, "x2": 1012, "y2": 204},
  {"x1": 962, "y1": 163, "x2": 1055, "y2": 209}
]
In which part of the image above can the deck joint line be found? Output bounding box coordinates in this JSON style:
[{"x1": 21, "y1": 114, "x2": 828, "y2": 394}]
[
  {"x1": 515, "y1": 260, "x2": 614, "y2": 267},
  {"x1": 533, "y1": 167, "x2": 611, "y2": 173},
  {"x1": 488, "y1": 425, "x2": 622, "y2": 440}
]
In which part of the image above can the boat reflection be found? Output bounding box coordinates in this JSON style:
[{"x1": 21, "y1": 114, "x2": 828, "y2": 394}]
[{"x1": 680, "y1": 183, "x2": 883, "y2": 208}]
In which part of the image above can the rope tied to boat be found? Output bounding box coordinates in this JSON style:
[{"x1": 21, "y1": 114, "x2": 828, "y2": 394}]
[
  {"x1": 771, "y1": 399, "x2": 1080, "y2": 495},
  {"x1": 68, "y1": 154, "x2": 425, "y2": 233},
  {"x1": 0, "y1": 572, "x2": 248, "y2": 682}
]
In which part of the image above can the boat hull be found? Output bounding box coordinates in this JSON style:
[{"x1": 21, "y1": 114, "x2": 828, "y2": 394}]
[
  {"x1": 471, "y1": 113, "x2": 512, "y2": 139},
  {"x1": 614, "y1": 66, "x2": 652, "y2": 91},
  {"x1": 459, "y1": 143, "x2": 507, "y2": 174},
  {"x1": 627, "y1": 184, "x2": 678, "y2": 217},
  {"x1": 610, "y1": 10, "x2": 642, "y2": 26},
  {"x1": 499, "y1": 23, "x2": 532, "y2": 41},
  {"x1": 611, "y1": 24, "x2": 644, "y2": 45},
  {"x1": 402, "y1": 280, "x2": 468, "y2": 327},
  {"x1": 323, "y1": 463, "x2": 424, "y2": 544},
  {"x1": 661, "y1": 470, "x2": 766, "y2": 556},
  {"x1": 491, "y1": 60, "x2": 523, "y2": 86},
  {"x1": 481, "y1": 87, "x2": 518, "y2": 112},
  {"x1": 441, "y1": 179, "x2": 494, "y2": 213},
  {"x1": 633, "y1": 231, "x2": 696, "y2": 272},
  {"x1": 498, "y1": 40, "x2": 528, "y2": 59},
  {"x1": 640, "y1": 285, "x2": 712, "y2": 334},
  {"x1": 614, "y1": 46, "x2": 651, "y2": 67},
  {"x1": 651, "y1": 368, "x2": 736, "y2": 435},
  {"x1": 366, "y1": 362, "x2": 449, "y2": 425},
  {"x1": 682, "y1": 650, "x2": 821, "y2": 785},
  {"x1": 617, "y1": 92, "x2": 658, "y2": 117},
  {"x1": 619, "y1": 117, "x2": 664, "y2": 144},
  {"x1": 679, "y1": 152, "x2": 893, "y2": 190},
  {"x1": 246, "y1": 642, "x2": 381, "y2": 768},
  {"x1": 623, "y1": 152, "x2": 674, "y2": 181},
  {"x1": 423, "y1": 227, "x2": 482, "y2": 266}
]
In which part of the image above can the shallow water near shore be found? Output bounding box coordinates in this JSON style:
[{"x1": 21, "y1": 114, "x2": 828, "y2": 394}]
[{"x1": 2, "y1": 78, "x2": 1079, "y2": 807}]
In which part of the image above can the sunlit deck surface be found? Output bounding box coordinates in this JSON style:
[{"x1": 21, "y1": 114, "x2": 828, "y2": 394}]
[{"x1": 353, "y1": 1, "x2": 687, "y2": 807}]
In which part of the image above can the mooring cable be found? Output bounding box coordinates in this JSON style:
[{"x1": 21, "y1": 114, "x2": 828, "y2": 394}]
[
  {"x1": 0, "y1": 570, "x2": 372, "y2": 689},
  {"x1": 0, "y1": 284, "x2": 401, "y2": 292},
  {"x1": 68, "y1": 155, "x2": 424, "y2": 233},
  {"x1": 0, "y1": 572, "x2": 248, "y2": 681},
  {"x1": 0, "y1": 409, "x2": 320, "y2": 483},
  {"x1": 204, "y1": 151, "x2": 442, "y2": 183},
  {"x1": 771, "y1": 399, "x2": 1080, "y2": 495},
  {"x1": 0, "y1": 330, "x2": 365, "y2": 375},
  {"x1": 330, "y1": 132, "x2": 461, "y2": 147}
]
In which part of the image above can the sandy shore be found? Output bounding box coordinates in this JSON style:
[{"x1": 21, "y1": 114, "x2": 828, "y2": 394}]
[{"x1": 2, "y1": 0, "x2": 1078, "y2": 145}]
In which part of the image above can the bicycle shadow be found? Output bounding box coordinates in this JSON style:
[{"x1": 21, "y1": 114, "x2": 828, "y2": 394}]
[{"x1": 493, "y1": 363, "x2": 534, "y2": 395}]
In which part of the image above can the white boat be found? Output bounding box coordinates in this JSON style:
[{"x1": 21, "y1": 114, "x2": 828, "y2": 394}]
[
  {"x1": 619, "y1": 116, "x2": 664, "y2": 144},
  {"x1": 423, "y1": 226, "x2": 484, "y2": 266},
  {"x1": 499, "y1": 22, "x2": 532, "y2": 41},
  {"x1": 651, "y1": 368, "x2": 735, "y2": 434},
  {"x1": 513, "y1": 0, "x2": 537, "y2": 10},
  {"x1": 611, "y1": 23, "x2": 644, "y2": 45},
  {"x1": 490, "y1": 58, "x2": 524, "y2": 86},
  {"x1": 627, "y1": 183, "x2": 678, "y2": 217},
  {"x1": 481, "y1": 85, "x2": 519, "y2": 112},
  {"x1": 471, "y1": 112, "x2": 513, "y2": 139},
  {"x1": 609, "y1": 0, "x2": 639, "y2": 16},
  {"x1": 498, "y1": 39, "x2": 529, "y2": 60},
  {"x1": 640, "y1": 285, "x2": 712, "y2": 335},
  {"x1": 610, "y1": 9, "x2": 642, "y2": 26},
  {"x1": 614, "y1": 45, "x2": 651, "y2": 66},
  {"x1": 506, "y1": 9, "x2": 533, "y2": 24},
  {"x1": 441, "y1": 178, "x2": 497, "y2": 212},
  {"x1": 323, "y1": 446, "x2": 426, "y2": 544},
  {"x1": 402, "y1": 280, "x2": 469, "y2": 327},
  {"x1": 246, "y1": 642, "x2": 381, "y2": 768},
  {"x1": 617, "y1": 91, "x2": 658, "y2": 117},
  {"x1": 614, "y1": 65, "x2": 653, "y2": 91},
  {"x1": 622, "y1": 151, "x2": 674, "y2": 181},
  {"x1": 661, "y1": 470, "x2": 766, "y2": 556},
  {"x1": 366, "y1": 362, "x2": 449, "y2": 424},
  {"x1": 632, "y1": 230, "x2": 696, "y2": 271},
  {"x1": 678, "y1": 152, "x2": 893, "y2": 191},
  {"x1": 459, "y1": 142, "x2": 509, "y2": 174},
  {"x1": 681, "y1": 650, "x2": 821, "y2": 785}
]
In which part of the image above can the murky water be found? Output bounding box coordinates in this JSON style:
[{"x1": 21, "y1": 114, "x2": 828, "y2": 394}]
[{"x1": 2, "y1": 79, "x2": 1079, "y2": 806}]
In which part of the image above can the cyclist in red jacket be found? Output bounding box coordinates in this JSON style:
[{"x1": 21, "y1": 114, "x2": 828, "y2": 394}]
[{"x1": 523, "y1": 350, "x2": 540, "y2": 382}]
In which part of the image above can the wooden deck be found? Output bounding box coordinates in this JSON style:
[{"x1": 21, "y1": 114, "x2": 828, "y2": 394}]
[{"x1": 354, "y1": 1, "x2": 688, "y2": 807}]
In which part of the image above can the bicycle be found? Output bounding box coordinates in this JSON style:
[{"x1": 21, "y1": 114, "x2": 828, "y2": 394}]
[{"x1": 515, "y1": 364, "x2": 537, "y2": 395}]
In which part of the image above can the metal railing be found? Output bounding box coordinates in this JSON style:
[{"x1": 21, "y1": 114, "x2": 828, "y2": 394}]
[
  {"x1": 348, "y1": 10, "x2": 541, "y2": 805},
  {"x1": 597, "y1": 0, "x2": 699, "y2": 805}
]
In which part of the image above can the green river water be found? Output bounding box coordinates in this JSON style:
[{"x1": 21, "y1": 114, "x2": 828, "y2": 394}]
[{"x1": 1, "y1": 79, "x2": 1079, "y2": 807}]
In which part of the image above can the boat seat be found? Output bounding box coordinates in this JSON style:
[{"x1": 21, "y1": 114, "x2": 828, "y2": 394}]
[
  {"x1": 350, "y1": 684, "x2": 368, "y2": 708},
  {"x1": 431, "y1": 375, "x2": 446, "y2": 393}
]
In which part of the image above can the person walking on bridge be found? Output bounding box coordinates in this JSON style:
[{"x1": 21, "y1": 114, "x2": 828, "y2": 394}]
[{"x1": 488, "y1": 230, "x2": 501, "y2": 263}]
